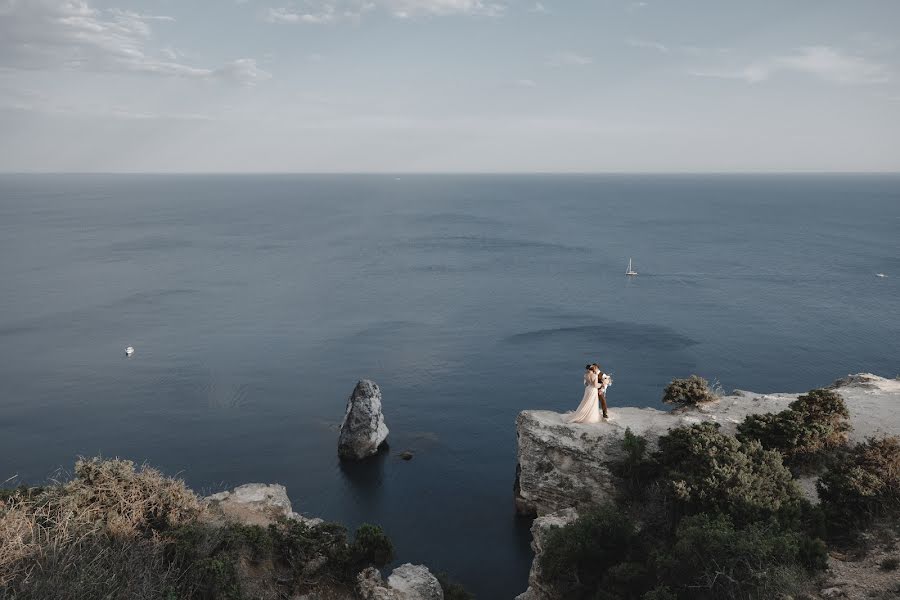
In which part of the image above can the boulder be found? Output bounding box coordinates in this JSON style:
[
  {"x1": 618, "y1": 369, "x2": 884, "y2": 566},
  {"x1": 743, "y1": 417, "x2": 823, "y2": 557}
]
[
  {"x1": 205, "y1": 483, "x2": 323, "y2": 527},
  {"x1": 358, "y1": 564, "x2": 443, "y2": 600},
  {"x1": 386, "y1": 564, "x2": 443, "y2": 600},
  {"x1": 339, "y1": 380, "x2": 390, "y2": 460}
]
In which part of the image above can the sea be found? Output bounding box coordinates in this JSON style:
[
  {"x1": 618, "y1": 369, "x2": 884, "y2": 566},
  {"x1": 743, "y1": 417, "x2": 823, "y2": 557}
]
[{"x1": 0, "y1": 174, "x2": 898, "y2": 598}]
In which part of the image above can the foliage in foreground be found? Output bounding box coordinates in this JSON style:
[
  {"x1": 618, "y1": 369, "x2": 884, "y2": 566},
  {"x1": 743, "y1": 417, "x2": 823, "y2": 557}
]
[
  {"x1": 818, "y1": 436, "x2": 900, "y2": 533},
  {"x1": 737, "y1": 388, "x2": 851, "y2": 467},
  {"x1": 436, "y1": 571, "x2": 476, "y2": 600},
  {"x1": 540, "y1": 504, "x2": 826, "y2": 600},
  {"x1": 655, "y1": 422, "x2": 804, "y2": 527},
  {"x1": 0, "y1": 457, "x2": 399, "y2": 600},
  {"x1": 661, "y1": 375, "x2": 718, "y2": 407},
  {"x1": 540, "y1": 422, "x2": 830, "y2": 600}
]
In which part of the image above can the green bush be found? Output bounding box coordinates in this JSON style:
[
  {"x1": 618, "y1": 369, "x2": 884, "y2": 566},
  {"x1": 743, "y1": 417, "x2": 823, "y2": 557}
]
[
  {"x1": 268, "y1": 519, "x2": 393, "y2": 584},
  {"x1": 352, "y1": 523, "x2": 394, "y2": 567},
  {"x1": 611, "y1": 428, "x2": 658, "y2": 497},
  {"x1": 818, "y1": 436, "x2": 900, "y2": 532},
  {"x1": 737, "y1": 388, "x2": 850, "y2": 466},
  {"x1": 436, "y1": 572, "x2": 475, "y2": 600},
  {"x1": 655, "y1": 423, "x2": 804, "y2": 527},
  {"x1": 659, "y1": 513, "x2": 826, "y2": 600},
  {"x1": 661, "y1": 376, "x2": 717, "y2": 406},
  {"x1": 641, "y1": 587, "x2": 677, "y2": 600},
  {"x1": 540, "y1": 505, "x2": 650, "y2": 599}
]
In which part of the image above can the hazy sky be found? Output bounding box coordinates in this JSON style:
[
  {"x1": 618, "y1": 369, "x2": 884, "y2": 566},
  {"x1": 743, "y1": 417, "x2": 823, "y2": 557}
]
[{"x1": 1, "y1": 0, "x2": 899, "y2": 172}]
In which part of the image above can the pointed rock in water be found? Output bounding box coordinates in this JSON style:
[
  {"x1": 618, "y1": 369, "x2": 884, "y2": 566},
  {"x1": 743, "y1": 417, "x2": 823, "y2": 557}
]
[{"x1": 339, "y1": 380, "x2": 389, "y2": 460}]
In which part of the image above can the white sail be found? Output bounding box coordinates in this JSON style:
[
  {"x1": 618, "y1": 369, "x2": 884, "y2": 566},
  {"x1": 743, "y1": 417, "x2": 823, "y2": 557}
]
[{"x1": 626, "y1": 258, "x2": 637, "y2": 276}]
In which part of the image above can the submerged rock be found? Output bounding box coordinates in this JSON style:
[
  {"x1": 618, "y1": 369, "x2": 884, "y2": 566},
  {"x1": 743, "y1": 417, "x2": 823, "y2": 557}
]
[{"x1": 339, "y1": 380, "x2": 390, "y2": 460}]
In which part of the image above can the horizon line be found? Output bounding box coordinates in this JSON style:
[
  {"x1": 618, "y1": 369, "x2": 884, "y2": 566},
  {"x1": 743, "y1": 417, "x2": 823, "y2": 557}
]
[{"x1": 2, "y1": 170, "x2": 900, "y2": 176}]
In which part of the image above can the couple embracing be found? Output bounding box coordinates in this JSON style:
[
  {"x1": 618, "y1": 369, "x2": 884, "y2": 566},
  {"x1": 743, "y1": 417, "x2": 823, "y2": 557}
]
[{"x1": 568, "y1": 363, "x2": 612, "y2": 424}]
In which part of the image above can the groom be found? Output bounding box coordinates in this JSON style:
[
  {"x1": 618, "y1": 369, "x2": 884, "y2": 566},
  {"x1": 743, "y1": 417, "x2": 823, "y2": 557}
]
[{"x1": 598, "y1": 370, "x2": 611, "y2": 419}]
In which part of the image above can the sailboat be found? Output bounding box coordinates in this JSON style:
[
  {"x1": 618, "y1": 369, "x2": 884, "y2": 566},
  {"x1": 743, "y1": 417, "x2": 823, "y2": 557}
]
[{"x1": 625, "y1": 258, "x2": 638, "y2": 276}]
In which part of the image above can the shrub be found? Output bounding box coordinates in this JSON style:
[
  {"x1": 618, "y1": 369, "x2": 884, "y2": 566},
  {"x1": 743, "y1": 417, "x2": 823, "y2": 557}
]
[
  {"x1": 0, "y1": 458, "x2": 408, "y2": 600},
  {"x1": 269, "y1": 519, "x2": 393, "y2": 584},
  {"x1": 641, "y1": 587, "x2": 676, "y2": 600},
  {"x1": 436, "y1": 572, "x2": 475, "y2": 600},
  {"x1": 611, "y1": 428, "x2": 659, "y2": 497},
  {"x1": 737, "y1": 388, "x2": 850, "y2": 466},
  {"x1": 540, "y1": 505, "x2": 650, "y2": 599},
  {"x1": 661, "y1": 376, "x2": 717, "y2": 406},
  {"x1": 881, "y1": 557, "x2": 899, "y2": 571},
  {"x1": 818, "y1": 436, "x2": 900, "y2": 532},
  {"x1": 0, "y1": 458, "x2": 203, "y2": 599},
  {"x1": 655, "y1": 423, "x2": 804, "y2": 527},
  {"x1": 352, "y1": 523, "x2": 394, "y2": 567},
  {"x1": 659, "y1": 513, "x2": 826, "y2": 600}
]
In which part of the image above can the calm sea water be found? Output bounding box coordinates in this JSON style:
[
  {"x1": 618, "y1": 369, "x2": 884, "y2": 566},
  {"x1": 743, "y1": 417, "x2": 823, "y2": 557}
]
[{"x1": 1, "y1": 174, "x2": 898, "y2": 597}]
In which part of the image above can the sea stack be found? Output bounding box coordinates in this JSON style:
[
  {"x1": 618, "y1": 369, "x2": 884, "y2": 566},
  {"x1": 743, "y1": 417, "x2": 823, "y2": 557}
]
[{"x1": 339, "y1": 380, "x2": 389, "y2": 460}]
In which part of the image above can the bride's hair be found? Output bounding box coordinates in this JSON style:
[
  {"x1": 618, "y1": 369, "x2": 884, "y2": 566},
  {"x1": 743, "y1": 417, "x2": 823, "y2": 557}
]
[{"x1": 585, "y1": 363, "x2": 601, "y2": 372}]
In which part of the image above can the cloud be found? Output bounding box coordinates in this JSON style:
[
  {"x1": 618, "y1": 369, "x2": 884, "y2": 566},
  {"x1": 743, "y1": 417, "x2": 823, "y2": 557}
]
[
  {"x1": 545, "y1": 52, "x2": 593, "y2": 67},
  {"x1": 513, "y1": 78, "x2": 537, "y2": 87},
  {"x1": 0, "y1": 0, "x2": 270, "y2": 85},
  {"x1": 627, "y1": 38, "x2": 669, "y2": 54},
  {"x1": 0, "y1": 87, "x2": 216, "y2": 120},
  {"x1": 691, "y1": 46, "x2": 890, "y2": 85},
  {"x1": 263, "y1": 0, "x2": 506, "y2": 24}
]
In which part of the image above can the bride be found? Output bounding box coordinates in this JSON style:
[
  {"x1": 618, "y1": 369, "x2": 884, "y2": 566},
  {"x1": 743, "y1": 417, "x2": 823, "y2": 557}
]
[{"x1": 568, "y1": 364, "x2": 611, "y2": 424}]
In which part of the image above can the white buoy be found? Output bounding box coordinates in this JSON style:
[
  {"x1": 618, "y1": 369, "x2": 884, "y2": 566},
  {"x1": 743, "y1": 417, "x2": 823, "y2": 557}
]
[
  {"x1": 125, "y1": 346, "x2": 135, "y2": 357},
  {"x1": 876, "y1": 273, "x2": 887, "y2": 278}
]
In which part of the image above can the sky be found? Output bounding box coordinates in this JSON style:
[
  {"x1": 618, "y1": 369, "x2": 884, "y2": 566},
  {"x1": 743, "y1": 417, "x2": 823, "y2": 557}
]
[{"x1": 1, "y1": 0, "x2": 899, "y2": 173}]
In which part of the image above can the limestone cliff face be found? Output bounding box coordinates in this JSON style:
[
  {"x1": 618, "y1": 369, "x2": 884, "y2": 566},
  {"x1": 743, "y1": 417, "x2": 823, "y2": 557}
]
[
  {"x1": 514, "y1": 374, "x2": 900, "y2": 600},
  {"x1": 514, "y1": 509, "x2": 579, "y2": 600},
  {"x1": 515, "y1": 373, "x2": 900, "y2": 517}
]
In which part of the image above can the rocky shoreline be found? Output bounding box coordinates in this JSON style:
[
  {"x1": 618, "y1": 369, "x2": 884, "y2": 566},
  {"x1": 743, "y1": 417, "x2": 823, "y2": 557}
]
[
  {"x1": 514, "y1": 373, "x2": 900, "y2": 600},
  {"x1": 205, "y1": 483, "x2": 442, "y2": 600}
]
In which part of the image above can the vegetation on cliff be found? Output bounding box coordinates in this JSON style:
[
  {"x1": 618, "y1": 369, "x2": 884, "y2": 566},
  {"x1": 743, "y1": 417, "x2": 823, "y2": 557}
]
[
  {"x1": 0, "y1": 458, "x2": 398, "y2": 600},
  {"x1": 818, "y1": 435, "x2": 900, "y2": 533},
  {"x1": 539, "y1": 383, "x2": 900, "y2": 599},
  {"x1": 542, "y1": 419, "x2": 829, "y2": 599},
  {"x1": 737, "y1": 388, "x2": 850, "y2": 467},
  {"x1": 661, "y1": 375, "x2": 719, "y2": 407}
]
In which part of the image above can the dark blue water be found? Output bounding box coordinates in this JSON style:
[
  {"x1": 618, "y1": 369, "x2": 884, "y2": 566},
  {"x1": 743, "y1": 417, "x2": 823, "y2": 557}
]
[{"x1": 1, "y1": 174, "x2": 898, "y2": 598}]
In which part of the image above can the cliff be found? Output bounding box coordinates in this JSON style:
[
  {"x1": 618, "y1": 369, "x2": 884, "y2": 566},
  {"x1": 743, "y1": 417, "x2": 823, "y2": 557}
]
[
  {"x1": 515, "y1": 373, "x2": 900, "y2": 517},
  {"x1": 514, "y1": 374, "x2": 900, "y2": 600}
]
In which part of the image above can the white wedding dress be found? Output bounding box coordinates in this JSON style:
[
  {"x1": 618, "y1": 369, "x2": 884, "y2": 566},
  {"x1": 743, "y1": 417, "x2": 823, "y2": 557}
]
[{"x1": 568, "y1": 370, "x2": 603, "y2": 423}]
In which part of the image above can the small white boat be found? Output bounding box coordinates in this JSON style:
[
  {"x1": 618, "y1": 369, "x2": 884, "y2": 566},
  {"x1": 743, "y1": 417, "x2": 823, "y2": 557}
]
[
  {"x1": 876, "y1": 273, "x2": 887, "y2": 278},
  {"x1": 125, "y1": 346, "x2": 135, "y2": 357},
  {"x1": 625, "y1": 258, "x2": 638, "y2": 276}
]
